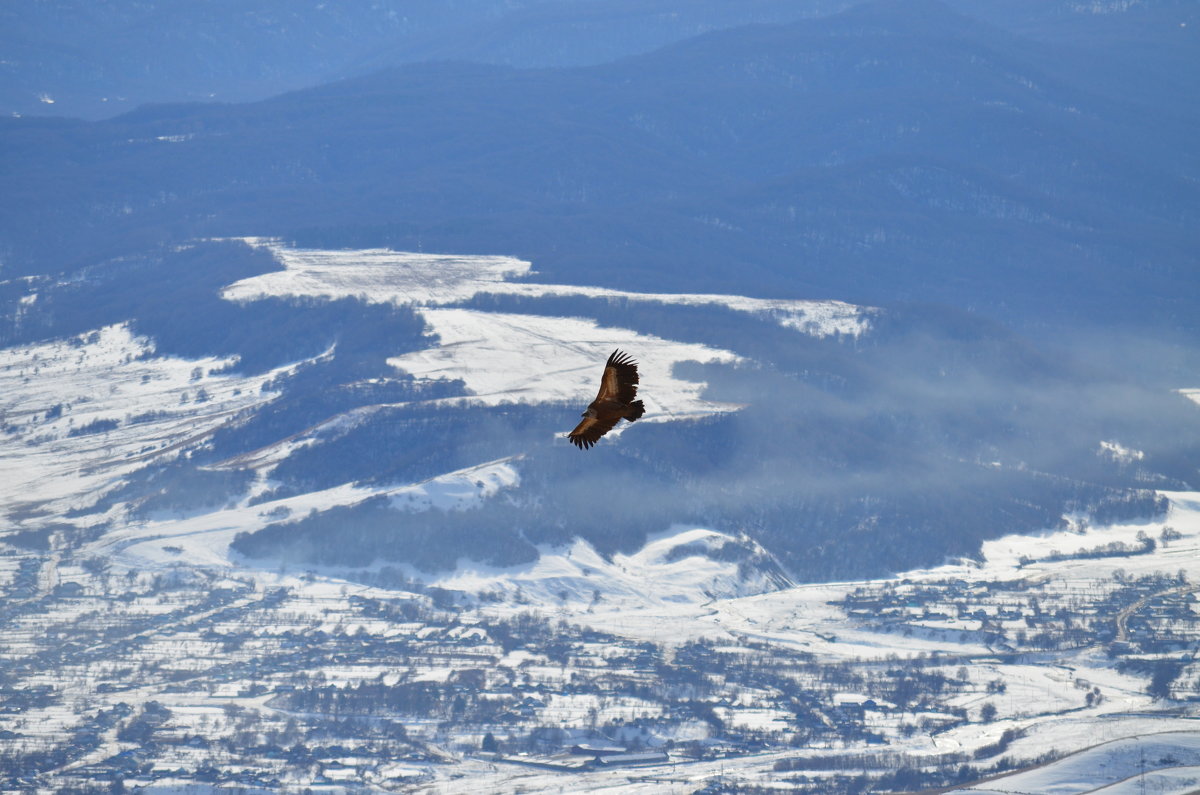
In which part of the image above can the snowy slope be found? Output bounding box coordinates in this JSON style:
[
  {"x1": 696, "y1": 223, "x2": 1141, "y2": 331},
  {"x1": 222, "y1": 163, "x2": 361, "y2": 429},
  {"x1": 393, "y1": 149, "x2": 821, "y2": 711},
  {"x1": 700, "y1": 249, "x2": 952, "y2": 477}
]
[
  {"x1": 434, "y1": 527, "x2": 792, "y2": 611},
  {"x1": 386, "y1": 308, "x2": 741, "y2": 417},
  {"x1": 219, "y1": 239, "x2": 872, "y2": 421},
  {"x1": 949, "y1": 732, "x2": 1200, "y2": 794},
  {"x1": 0, "y1": 324, "x2": 296, "y2": 525},
  {"x1": 224, "y1": 238, "x2": 873, "y2": 338},
  {"x1": 101, "y1": 458, "x2": 522, "y2": 570},
  {"x1": 3, "y1": 238, "x2": 1197, "y2": 794},
  {"x1": 3, "y1": 238, "x2": 855, "y2": 556}
]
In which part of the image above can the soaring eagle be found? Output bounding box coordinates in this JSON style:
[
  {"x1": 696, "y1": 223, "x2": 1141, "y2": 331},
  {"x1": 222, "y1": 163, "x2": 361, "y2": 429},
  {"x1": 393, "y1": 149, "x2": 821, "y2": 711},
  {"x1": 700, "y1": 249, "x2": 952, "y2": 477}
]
[{"x1": 567, "y1": 349, "x2": 645, "y2": 449}]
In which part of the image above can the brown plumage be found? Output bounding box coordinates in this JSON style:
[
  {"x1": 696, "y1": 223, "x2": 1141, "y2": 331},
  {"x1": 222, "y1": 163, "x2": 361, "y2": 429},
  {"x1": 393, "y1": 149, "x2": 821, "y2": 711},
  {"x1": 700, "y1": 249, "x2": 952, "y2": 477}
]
[{"x1": 567, "y1": 349, "x2": 645, "y2": 450}]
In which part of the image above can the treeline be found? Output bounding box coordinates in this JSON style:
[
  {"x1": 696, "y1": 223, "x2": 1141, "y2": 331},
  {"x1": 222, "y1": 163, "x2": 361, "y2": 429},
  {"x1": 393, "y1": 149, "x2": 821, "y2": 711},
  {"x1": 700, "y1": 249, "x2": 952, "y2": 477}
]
[
  {"x1": 2, "y1": 240, "x2": 435, "y2": 377},
  {"x1": 1025, "y1": 529, "x2": 1160, "y2": 566}
]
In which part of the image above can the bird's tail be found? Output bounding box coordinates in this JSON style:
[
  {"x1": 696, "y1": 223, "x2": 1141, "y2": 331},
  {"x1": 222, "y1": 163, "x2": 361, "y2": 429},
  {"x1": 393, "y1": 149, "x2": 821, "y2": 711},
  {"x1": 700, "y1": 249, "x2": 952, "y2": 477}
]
[{"x1": 625, "y1": 400, "x2": 645, "y2": 422}]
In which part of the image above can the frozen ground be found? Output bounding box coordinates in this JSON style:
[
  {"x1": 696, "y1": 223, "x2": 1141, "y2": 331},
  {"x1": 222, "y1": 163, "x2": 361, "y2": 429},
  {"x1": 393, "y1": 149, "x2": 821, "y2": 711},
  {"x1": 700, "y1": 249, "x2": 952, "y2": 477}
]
[
  {"x1": 103, "y1": 457, "x2": 522, "y2": 570},
  {"x1": 433, "y1": 526, "x2": 789, "y2": 611}
]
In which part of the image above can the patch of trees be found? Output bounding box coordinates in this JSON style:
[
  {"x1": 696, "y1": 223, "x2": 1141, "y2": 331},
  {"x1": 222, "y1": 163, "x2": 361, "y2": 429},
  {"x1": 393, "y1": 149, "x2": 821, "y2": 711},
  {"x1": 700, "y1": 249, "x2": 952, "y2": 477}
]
[
  {"x1": 282, "y1": 679, "x2": 514, "y2": 724},
  {"x1": 1119, "y1": 657, "x2": 1186, "y2": 700},
  {"x1": 0, "y1": 685, "x2": 57, "y2": 714},
  {"x1": 1023, "y1": 529, "x2": 1159, "y2": 566},
  {"x1": 232, "y1": 493, "x2": 539, "y2": 571},
  {"x1": 91, "y1": 459, "x2": 255, "y2": 518},
  {"x1": 973, "y1": 727, "x2": 1024, "y2": 760},
  {"x1": 250, "y1": 399, "x2": 544, "y2": 499},
  {"x1": 5, "y1": 526, "x2": 54, "y2": 551},
  {"x1": 1084, "y1": 492, "x2": 1170, "y2": 526},
  {"x1": 67, "y1": 418, "x2": 119, "y2": 437},
  {"x1": 0, "y1": 242, "x2": 277, "y2": 349},
  {"x1": 116, "y1": 701, "x2": 172, "y2": 744}
]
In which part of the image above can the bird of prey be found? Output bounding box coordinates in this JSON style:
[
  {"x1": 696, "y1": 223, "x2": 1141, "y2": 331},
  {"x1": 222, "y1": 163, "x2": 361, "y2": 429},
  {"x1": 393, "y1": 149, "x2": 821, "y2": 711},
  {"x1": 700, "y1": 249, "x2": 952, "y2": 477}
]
[{"x1": 567, "y1": 349, "x2": 645, "y2": 449}]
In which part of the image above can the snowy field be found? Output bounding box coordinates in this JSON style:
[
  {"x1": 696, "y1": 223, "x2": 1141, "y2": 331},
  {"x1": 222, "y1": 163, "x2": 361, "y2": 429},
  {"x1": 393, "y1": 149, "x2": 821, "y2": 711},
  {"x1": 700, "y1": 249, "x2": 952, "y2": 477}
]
[
  {"x1": 0, "y1": 323, "x2": 295, "y2": 524},
  {"x1": 103, "y1": 457, "x2": 522, "y2": 570},
  {"x1": 225, "y1": 238, "x2": 873, "y2": 338},
  {"x1": 222, "y1": 239, "x2": 872, "y2": 420},
  {"x1": 433, "y1": 527, "x2": 787, "y2": 610},
  {"x1": 387, "y1": 309, "x2": 742, "y2": 418},
  {"x1": 950, "y1": 732, "x2": 1200, "y2": 794}
]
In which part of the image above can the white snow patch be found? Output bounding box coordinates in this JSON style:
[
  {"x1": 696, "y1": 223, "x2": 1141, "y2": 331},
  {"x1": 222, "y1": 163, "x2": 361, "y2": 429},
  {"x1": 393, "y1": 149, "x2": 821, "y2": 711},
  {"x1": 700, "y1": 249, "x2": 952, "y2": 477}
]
[
  {"x1": 435, "y1": 527, "x2": 786, "y2": 619},
  {"x1": 224, "y1": 239, "x2": 873, "y2": 338},
  {"x1": 386, "y1": 308, "x2": 742, "y2": 418},
  {"x1": 1099, "y1": 439, "x2": 1145, "y2": 463},
  {"x1": 949, "y1": 732, "x2": 1200, "y2": 794},
  {"x1": 105, "y1": 458, "x2": 521, "y2": 570},
  {"x1": 0, "y1": 324, "x2": 293, "y2": 524}
]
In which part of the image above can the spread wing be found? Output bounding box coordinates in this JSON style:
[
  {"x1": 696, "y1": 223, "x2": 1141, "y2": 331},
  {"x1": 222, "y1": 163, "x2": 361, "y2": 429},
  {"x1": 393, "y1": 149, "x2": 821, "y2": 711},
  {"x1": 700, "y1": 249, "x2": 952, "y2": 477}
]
[
  {"x1": 594, "y1": 349, "x2": 639, "y2": 404},
  {"x1": 567, "y1": 415, "x2": 621, "y2": 450}
]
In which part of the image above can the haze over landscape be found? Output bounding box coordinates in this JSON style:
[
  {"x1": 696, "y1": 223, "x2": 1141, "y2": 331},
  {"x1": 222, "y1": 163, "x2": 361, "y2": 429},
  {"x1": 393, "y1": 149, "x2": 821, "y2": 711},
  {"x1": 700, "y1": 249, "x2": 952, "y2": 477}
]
[{"x1": 1, "y1": 1, "x2": 1198, "y2": 792}]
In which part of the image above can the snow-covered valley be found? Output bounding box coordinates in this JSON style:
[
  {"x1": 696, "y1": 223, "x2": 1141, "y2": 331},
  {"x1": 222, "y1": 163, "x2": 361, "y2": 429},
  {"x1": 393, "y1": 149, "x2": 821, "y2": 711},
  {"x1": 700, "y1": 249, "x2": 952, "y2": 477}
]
[{"x1": 0, "y1": 241, "x2": 1197, "y2": 793}]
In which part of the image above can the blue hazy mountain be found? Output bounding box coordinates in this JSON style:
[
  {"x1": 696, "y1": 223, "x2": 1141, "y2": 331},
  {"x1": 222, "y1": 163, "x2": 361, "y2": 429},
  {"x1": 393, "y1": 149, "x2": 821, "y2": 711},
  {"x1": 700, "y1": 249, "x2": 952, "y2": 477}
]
[
  {"x1": 6, "y1": 0, "x2": 1195, "y2": 120},
  {"x1": 2, "y1": 0, "x2": 1196, "y2": 331},
  {"x1": 0, "y1": 0, "x2": 852, "y2": 120}
]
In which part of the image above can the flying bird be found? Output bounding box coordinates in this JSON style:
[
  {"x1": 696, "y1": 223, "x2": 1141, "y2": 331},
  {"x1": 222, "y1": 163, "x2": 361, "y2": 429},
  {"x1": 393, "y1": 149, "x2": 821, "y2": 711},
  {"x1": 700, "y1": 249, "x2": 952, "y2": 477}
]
[{"x1": 567, "y1": 349, "x2": 645, "y2": 450}]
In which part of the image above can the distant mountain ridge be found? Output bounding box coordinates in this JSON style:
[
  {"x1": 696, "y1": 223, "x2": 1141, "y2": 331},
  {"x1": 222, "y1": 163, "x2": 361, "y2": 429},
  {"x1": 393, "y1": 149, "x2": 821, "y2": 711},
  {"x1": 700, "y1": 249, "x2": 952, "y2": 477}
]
[
  {"x1": 0, "y1": 0, "x2": 853, "y2": 120},
  {"x1": 6, "y1": 0, "x2": 1194, "y2": 120},
  {"x1": 2, "y1": 0, "x2": 1195, "y2": 331}
]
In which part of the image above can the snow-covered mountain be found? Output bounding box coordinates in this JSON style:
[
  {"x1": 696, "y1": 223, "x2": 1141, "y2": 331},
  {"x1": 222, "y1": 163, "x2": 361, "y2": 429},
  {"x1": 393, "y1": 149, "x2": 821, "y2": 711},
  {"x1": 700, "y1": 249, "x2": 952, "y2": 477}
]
[
  {"x1": 1, "y1": 241, "x2": 1198, "y2": 789},
  {"x1": 2, "y1": 238, "x2": 867, "y2": 589},
  {"x1": 3, "y1": 236, "x2": 1186, "y2": 579},
  {"x1": 1, "y1": 0, "x2": 1198, "y2": 788}
]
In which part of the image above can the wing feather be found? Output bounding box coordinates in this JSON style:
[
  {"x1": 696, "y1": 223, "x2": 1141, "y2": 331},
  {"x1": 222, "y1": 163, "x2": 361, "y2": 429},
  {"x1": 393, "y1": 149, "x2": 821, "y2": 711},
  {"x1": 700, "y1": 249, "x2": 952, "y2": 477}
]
[
  {"x1": 595, "y1": 349, "x2": 639, "y2": 405},
  {"x1": 567, "y1": 415, "x2": 621, "y2": 449}
]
